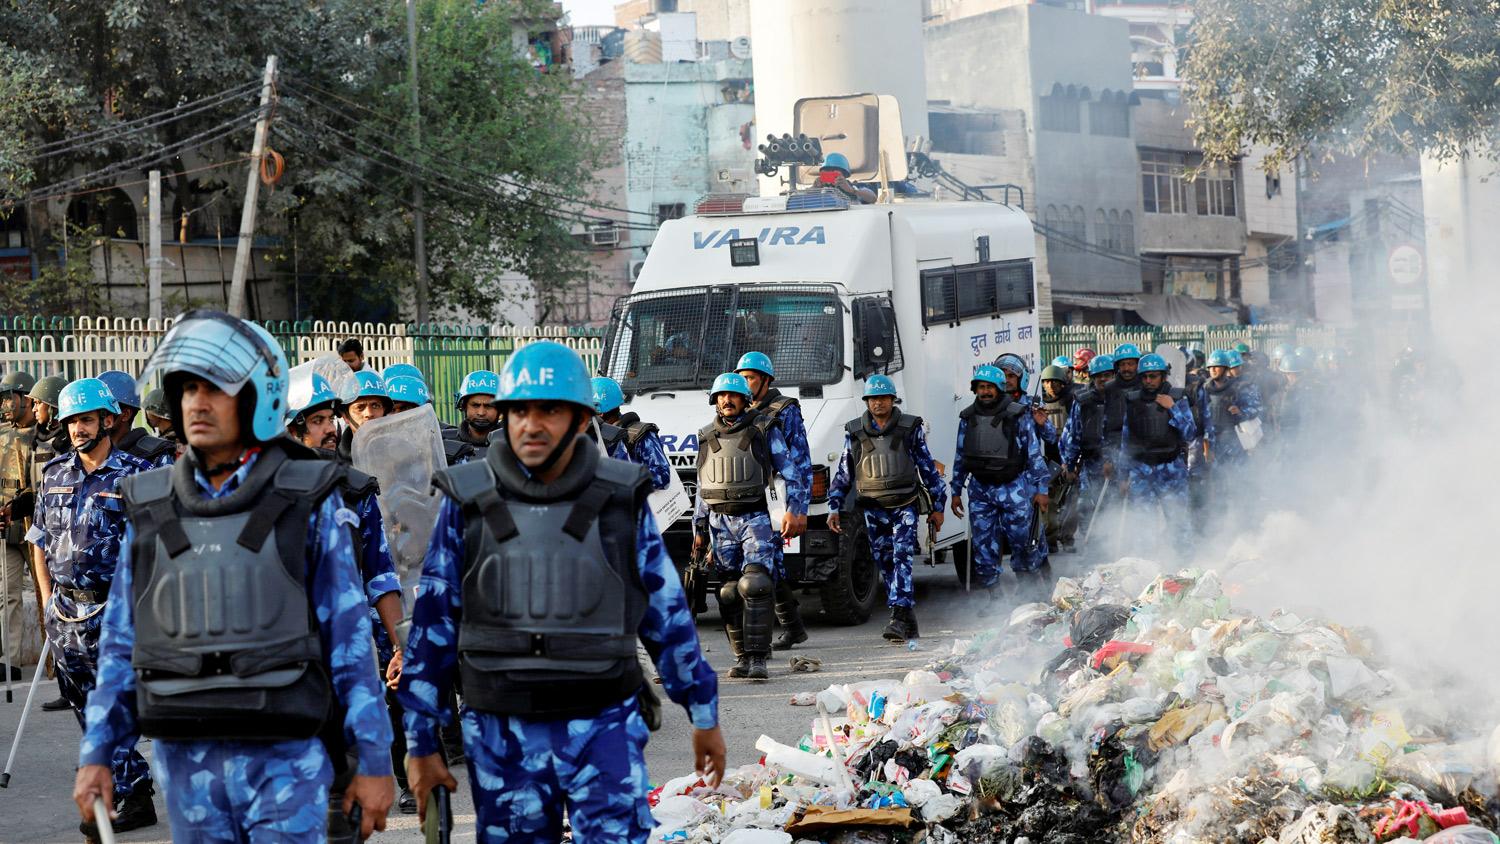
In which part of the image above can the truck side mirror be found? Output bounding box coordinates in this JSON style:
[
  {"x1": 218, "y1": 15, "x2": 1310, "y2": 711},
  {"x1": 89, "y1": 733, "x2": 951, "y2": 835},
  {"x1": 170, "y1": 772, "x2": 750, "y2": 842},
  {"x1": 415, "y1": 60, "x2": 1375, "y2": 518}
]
[{"x1": 854, "y1": 298, "x2": 899, "y2": 378}]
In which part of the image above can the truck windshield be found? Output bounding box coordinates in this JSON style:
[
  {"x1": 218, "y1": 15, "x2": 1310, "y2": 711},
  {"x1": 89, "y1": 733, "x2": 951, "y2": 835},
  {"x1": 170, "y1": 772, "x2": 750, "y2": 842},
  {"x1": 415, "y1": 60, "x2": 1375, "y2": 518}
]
[{"x1": 601, "y1": 283, "x2": 844, "y2": 392}]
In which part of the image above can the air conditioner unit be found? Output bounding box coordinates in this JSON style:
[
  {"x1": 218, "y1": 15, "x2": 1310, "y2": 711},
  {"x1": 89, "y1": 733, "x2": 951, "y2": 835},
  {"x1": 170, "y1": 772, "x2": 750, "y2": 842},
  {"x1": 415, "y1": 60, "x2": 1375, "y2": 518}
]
[
  {"x1": 629, "y1": 259, "x2": 647, "y2": 281},
  {"x1": 588, "y1": 225, "x2": 620, "y2": 247},
  {"x1": 730, "y1": 36, "x2": 751, "y2": 60}
]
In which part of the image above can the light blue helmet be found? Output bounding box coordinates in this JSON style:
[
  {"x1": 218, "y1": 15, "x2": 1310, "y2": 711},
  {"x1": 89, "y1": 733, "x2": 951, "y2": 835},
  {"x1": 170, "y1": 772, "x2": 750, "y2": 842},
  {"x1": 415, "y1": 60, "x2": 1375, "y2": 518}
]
[
  {"x1": 97, "y1": 369, "x2": 140, "y2": 409},
  {"x1": 1280, "y1": 351, "x2": 1308, "y2": 374},
  {"x1": 734, "y1": 351, "x2": 775, "y2": 379},
  {"x1": 140, "y1": 310, "x2": 289, "y2": 443},
  {"x1": 994, "y1": 354, "x2": 1030, "y2": 392},
  {"x1": 822, "y1": 152, "x2": 851, "y2": 175},
  {"x1": 455, "y1": 368, "x2": 501, "y2": 410},
  {"x1": 1088, "y1": 354, "x2": 1116, "y2": 376},
  {"x1": 708, "y1": 372, "x2": 752, "y2": 403},
  {"x1": 382, "y1": 363, "x2": 424, "y2": 384},
  {"x1": 1137, "y1": 353, "x2": 1169, "y2": 374},
  {"x1": 341, "y1": 370, "x2": 392, "y2": 411},
  {"x1": 1270, "y1": 343, "x2": 1293, "y2": 363},
  {"x1": 1226, "y1": 349, "x2": 1245, "y2": 368},
  {"x1": 863, "y1": 374, "x2": 898, "y2": 398},
  {"x1": 291, "y1": 373, "x2": 339, "y2": 421},
  {"x1": 497, "y1": 342, "x2": 594, "y2": 410},
  {"x1": 58, "y1": 378, "x2": 121, "y2": 422},
  {"x1": 1112, "y1": 343, "x2": 1142, "y2": 362},
  {"x1": 591, "y1": 376, "x2": 624, "y2": 414},
  {"x1": 970, "y1": 365, "x2": 1005, "y2": 391},
  {"x1": 1207, "y1": 349, "x2": 1235, "y2": 368},
  {"x1": 385, "y1": 375, "x2": 431, "y2": 407},
  {"x1": 1051, "y1": 355, "x2": 1071, "y2": 368}
]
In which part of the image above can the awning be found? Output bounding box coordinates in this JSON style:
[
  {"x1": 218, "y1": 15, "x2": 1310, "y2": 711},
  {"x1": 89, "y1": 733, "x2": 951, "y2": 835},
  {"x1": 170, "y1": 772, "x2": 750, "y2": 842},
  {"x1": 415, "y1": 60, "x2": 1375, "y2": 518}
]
[
  {"x1": 1050, "y1": 291, "x2": 1143, "y2": 309},
  {"x1": 1131, "y1": 294, "x2": 1238, "y2": 326}
]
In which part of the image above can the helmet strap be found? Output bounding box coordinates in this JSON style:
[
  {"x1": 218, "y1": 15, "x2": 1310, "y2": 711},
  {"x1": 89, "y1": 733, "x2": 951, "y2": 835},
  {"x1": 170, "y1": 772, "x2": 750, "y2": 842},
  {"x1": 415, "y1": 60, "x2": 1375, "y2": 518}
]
[
  {"x1": 531, "y1": 410, "x2": 583, "y2": 475},
  {"x1": 75, "y1": 416, "x2": 114, "y2": 456}
]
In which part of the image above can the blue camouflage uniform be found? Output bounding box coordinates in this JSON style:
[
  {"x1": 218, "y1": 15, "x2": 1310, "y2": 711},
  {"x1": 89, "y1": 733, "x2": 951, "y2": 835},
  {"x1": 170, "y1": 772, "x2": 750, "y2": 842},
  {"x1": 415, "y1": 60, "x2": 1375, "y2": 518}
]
[
  {"x1": 1196, "y1": 377, "x2": 1263, "y2": 465},
  {"x1": 827, "y1": 420, "x2": 947, "y2": 608},
  {"x1": 608, "y1": 430, "x2": 674, "y2": 491},
  {"x1": 399, "y1": 496, "x2": 719, "y2": 844},
  {"x1": 28, "y1": 447, "x2": 155, "y2": 804},
  {"x1": 692, "y1": 416, "x2": 803, "y2": 582},
  {"x1": 80, "y1": 453, "x2": 394, "y2": 841},
  {"x1": 951, "y1": 408, "x2": 1051, "y2": 582},
  {"x1": 348, "y1": 488, "x2": 401, "y2": 661},
  {"x1": 1118, "y1": 390, "x2": 1198, "y2": 549}
]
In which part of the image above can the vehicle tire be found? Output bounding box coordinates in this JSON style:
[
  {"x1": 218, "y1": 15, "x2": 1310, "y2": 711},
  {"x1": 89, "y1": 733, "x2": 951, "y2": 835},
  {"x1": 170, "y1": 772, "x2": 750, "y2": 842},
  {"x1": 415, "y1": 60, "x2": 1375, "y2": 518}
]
[{"x1": 818, "y1": 518, "x2": 882, "y2": 625}]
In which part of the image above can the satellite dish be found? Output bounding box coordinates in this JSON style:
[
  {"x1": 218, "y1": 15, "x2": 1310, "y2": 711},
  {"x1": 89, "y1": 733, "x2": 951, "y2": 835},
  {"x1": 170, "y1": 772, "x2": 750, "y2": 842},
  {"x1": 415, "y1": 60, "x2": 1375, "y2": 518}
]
[{"x1": 730, "y1": 36, "x2": 752, "y2": 59}]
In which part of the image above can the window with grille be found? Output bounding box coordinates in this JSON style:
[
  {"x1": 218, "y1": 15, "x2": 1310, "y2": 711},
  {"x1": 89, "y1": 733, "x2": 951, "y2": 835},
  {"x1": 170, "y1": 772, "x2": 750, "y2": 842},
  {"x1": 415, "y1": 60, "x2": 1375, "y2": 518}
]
[
  {"x1": 1196, "y1": 162, "x2": 1238, "y2": 217},
  {"x1": 655, "y1": 203, "x2": 685, "y2": 225},
  {"x1": 1141, "y1": 150, "x2": 1189, "y2": 214},
  {"x1": 1039, "y1": 93, "x2": 1080, "y2": 133},
  {"x1": 920, "y1": 259, "x2": 1034, "y2": 327},
  {"x1": 601, "y1": 283, "x2": 843, "y2": 392}
]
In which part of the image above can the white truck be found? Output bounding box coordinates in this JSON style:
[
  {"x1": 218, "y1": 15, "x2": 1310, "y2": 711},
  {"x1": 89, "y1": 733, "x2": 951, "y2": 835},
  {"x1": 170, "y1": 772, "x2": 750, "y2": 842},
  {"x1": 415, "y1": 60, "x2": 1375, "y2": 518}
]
[{"x1": 599, "y1": 100, "x2": 1042, "y2": 623}]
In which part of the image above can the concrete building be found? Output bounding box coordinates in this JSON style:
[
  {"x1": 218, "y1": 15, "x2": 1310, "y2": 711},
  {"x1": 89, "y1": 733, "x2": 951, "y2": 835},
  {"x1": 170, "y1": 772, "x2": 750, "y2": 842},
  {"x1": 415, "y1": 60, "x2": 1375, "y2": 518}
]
[{"x1": 925, "y1": 4, "x2": 1142, "y2": 325}]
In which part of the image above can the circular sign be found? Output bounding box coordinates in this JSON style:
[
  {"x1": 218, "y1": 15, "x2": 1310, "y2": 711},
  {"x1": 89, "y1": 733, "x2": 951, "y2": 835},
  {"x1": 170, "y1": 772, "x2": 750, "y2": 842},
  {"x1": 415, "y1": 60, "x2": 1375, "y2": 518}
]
[{"x1": 1388, "y1": 244, "x2": 1424, "y2": 287}]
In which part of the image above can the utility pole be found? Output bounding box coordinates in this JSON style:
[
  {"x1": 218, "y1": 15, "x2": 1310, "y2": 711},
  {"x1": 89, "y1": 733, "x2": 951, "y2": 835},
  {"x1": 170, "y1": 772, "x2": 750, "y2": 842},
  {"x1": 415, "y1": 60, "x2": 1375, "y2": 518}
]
[
  {"x1": 147, "y1": 169, "x2": 163, "y2": 320},
  {"x1": 228, "y1": 54, "x2": 277, "y2": 319},
  {"x1": 406, "y1": 0, "x2": 432, "y2": 323}
]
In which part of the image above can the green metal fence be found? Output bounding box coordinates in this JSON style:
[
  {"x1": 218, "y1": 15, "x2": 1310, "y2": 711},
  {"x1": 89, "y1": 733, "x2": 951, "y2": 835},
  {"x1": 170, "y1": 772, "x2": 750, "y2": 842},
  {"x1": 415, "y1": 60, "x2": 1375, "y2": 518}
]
[{"x1": 1040, "y1": 324, "x2": 1344, "y2": 364}]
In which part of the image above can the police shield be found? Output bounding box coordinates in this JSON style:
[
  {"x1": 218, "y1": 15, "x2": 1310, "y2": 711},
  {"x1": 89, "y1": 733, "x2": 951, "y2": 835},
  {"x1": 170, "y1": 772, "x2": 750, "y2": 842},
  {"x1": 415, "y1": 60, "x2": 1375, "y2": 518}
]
[
  {"x1": 1153, "y1": 343, "x2": 1188, "y2": 389},
  {"x1": 289, "y1": 355, "x2": 356, "y2": 415},
  {"x1": 351, "y1": 404, "x2": 446, "y2": 591}
]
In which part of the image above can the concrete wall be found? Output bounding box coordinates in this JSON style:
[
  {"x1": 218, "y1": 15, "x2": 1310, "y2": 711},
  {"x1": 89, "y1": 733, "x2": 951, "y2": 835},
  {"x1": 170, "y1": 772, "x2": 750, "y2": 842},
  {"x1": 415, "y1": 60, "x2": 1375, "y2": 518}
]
[
  {"x1": 677, "y1": 0, "x2": 750, "y2": 40},
  {"x1": 1241, "y1": 146, "x2": 1297, "y2": 238},
  {"x1": 571, "y1": 59, "x2": 633, "y2": 324},
  {"x1": 1133, "y1": 98, "x2": 1246, "y2": 256}
]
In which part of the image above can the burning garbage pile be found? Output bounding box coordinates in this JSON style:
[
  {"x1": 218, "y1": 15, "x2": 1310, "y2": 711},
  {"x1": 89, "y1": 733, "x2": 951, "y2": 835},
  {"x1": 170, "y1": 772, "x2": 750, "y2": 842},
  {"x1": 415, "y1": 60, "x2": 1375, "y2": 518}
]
[{"x1": 651, "y1": 560, "x2": 1500, "y2": 843}]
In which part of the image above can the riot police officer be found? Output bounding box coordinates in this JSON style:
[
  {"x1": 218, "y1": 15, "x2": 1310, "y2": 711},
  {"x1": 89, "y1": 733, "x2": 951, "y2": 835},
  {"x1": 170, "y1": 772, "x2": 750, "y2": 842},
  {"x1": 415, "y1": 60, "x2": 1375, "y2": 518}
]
[
  {"x1": 1197, "y1": 349, "x2": 1264, "y2": 472},
  {"x1": 447, "y1": 368, "x2": 500, "y2": 460},
  {"x1": 1063, "y1": 354, "x2": 1115, "y2": 545},
  {"x1": 74, "y1": 311, "x2": 394, "y2": 841},
  {"x1": 140, "y1": 388, "x2": 178, "y2": 445},
  {"x1": 1037, "y1": 365, "x2": 1080, "y2": 550},
  {"x1": 826, "y1": 376, "x2": 946, "y2": 641},
  {"x1": 385, "y1": 373, "x2": 432, "y2": 415},
  {"x1": 1104, "y1": 343, "x2": 1143, "y2": 452},
  {"x1": 950, "y1": 365, "x2": 1051, "y2": 598},
  {"x1": 337, "y1": 369, "x2": 393, "y2": 462},
  {"x1": 591, "y1": 376, "x2": 673, "y2": 491},
  {"x1": 734, "y1": 352, "x2": 812, "y2": 652},
  {"x1": 97, "y1": 370, "x2": 176, "y2": 469},
  {"x1": 398, "y1": 341, "x2": 725, "y2": 840},
  {"x1": 1118, "y1": 354, "x2": 1197, "y2": 551},
  {"x1": 691, "y1": 372, "x2": 800, "y2": 680},
  {"x1": 30, "y1": 378, "x2": 158, "y2": 834},
  {"x1": 22, "y1": 375, "x2": 70, "y2": 707},
  {"x1": 1070, "y1": 348, "x2": 1096, "y2": 385},
  {"x1": 0, "y1": 369, "x2": 38, "y2": 680}
]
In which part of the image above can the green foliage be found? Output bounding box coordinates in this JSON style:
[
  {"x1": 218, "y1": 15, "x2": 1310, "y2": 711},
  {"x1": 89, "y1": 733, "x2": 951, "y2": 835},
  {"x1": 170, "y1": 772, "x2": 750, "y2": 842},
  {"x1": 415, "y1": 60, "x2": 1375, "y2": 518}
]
[
  {"x1": 0, "y1": 224, "x2": 110, "y2": 316},
  {"x1": 1183, "y1": 0, "x2": 1500, "y2": 170}
]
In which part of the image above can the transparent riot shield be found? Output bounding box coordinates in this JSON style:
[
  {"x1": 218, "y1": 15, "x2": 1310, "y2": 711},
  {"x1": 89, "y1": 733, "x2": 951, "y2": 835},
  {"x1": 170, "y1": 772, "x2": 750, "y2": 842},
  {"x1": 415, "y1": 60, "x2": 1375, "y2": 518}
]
[
  {"x1": 590, "y1": 418, "x2": 691, "y2": 532},
  {"x1": 1153, "y1": 343, "x2": 1188, "y2": 390},
  {"x1": 351, "y1": 405, "x2": 446, "y2": 598}
]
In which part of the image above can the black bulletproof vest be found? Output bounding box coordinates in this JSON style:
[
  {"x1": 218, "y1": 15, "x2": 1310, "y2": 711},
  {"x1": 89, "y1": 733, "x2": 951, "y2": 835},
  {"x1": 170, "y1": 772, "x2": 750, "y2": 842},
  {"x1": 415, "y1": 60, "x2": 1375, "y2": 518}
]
[
  {"x1": 440, "y1": 426, "x2": 476, "y2": 466},
  {"x1": 1124, "y1": 387, "x2": 1184, "y2": 465},
  {"x1": 1203, "y1": 379, "x2": 1241, "y2": 435},
  {"x1": 616, "y1": 413, "x2": 658, "y2": 449},
  {"x1": 31, "y1": 423, "x2": 66, "y2": 472},
  {"x1": 122, "y1": 446, "x2": 340, "y2": 741},
  {"x1": 1103, "y1": 378, "x2": 1132, "y2": 436},
  {"x1": 846, "y1": 413, "x2": 919, "y2": 509},
  {"x1": 959, "y1": 400, "x2": 1027, "y2": 485},
  {"x1": 752, "y1": 390, "x2": 799, "y2": 426},
  {"x1": 696, "y1": 413, "x2": 773, "y2": 514},
  {"x1": 118, "y1": 427, "x2": 175, "y2": 464},
  {"x1": 1072, "y1": 386, "x2": 1107, "y2": 459},
  {"x1": 436, "y1": 437, "x2": 650, "y2": 718}
]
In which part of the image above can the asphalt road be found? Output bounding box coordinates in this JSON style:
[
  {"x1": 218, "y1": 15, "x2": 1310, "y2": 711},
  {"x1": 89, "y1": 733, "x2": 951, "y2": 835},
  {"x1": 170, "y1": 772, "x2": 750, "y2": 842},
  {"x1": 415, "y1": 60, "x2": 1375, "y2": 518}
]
[{"x1": 0, "y1": 553, "x2": 1094, "y2": 843}]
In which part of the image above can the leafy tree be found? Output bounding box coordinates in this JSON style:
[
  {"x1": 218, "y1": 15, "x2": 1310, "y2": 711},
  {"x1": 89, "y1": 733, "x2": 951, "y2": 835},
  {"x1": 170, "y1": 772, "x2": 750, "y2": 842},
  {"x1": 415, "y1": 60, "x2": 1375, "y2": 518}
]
[{"x1": 1183, "y1": 0, "x2": 1500, "y2": 170}]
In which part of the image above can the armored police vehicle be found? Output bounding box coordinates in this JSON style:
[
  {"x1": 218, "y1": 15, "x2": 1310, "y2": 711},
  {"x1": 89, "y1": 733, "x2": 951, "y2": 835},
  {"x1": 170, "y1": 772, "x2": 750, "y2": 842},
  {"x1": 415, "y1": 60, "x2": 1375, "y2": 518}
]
[{"x1": 599, "y1": 97, "x2": 1041, "y2": 623}]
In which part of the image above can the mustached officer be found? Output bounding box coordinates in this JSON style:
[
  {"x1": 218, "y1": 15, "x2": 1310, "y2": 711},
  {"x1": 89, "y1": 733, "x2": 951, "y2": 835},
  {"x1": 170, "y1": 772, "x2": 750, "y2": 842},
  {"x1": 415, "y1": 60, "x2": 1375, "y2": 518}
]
[
  {"x1": 733, "y1": 352, "x2": 813, "y2": 653},
  {"x1": 591, "y1": 376, "x2": 673, "y2": 491},
  {"x1": 97, "y1": 369, "x2": 176, "y2": 470},
  {"x1": 825, "y1": 376, "x2": 946, "y2": 642},
  {"x1": 448, "y1": 369, "x2": 500, "y2": 460},
  {"x1": 29, "y1": 379, "x2": 158, "y2": 835},
  {"x1": 399, "y1": 341, "x2": 724, "y2": 842},
  {"x1": 691, "y1": 372, "x2": 800, "y2": 681},
  {"x1": 74, "y1": 310, "x2": 394, "y2": 841}
]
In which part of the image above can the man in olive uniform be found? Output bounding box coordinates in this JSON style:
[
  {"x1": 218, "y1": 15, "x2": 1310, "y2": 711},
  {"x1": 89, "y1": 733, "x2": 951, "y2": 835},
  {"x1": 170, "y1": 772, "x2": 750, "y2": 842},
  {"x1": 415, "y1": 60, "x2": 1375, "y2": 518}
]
[
  {"x1": 0, "y1": 370, "x2": 38, "y2": 680},
  {"x1": 1037, "y1": 365, "x2": 1080, "y2": 550},
  {"x1": 23, "y1": 375, "x2": 71, "y2": 708}
]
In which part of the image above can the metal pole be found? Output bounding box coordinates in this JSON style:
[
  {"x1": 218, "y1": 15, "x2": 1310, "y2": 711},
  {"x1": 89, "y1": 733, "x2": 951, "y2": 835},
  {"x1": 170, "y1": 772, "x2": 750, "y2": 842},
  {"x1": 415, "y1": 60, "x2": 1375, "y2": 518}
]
[
  {"x1": 94, "y1": 796, "x2": 116, "y2": 844},
  {"x1": 147, "y1": 170, "x2": 162, "y2": 320},
  {"x1": 1, "y1": 543, "x2": 9, "y2": 703},
  {"x1": 406, "y1": 0, "x2": 432, "y2": 323},
  {"x1": 228, "y1": 55, "x2": 277, "y2": 318},
  {"x1": 1, "y1": 638, "x2": 51, "y2": 787}
]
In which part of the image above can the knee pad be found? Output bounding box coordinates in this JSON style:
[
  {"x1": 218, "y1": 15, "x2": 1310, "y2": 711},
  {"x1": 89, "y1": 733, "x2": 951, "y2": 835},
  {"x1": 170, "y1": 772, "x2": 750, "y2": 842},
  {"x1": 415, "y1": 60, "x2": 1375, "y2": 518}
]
[
  {"x1": 718, "y1": 581, "x2": 743, "y2": 609},
  {"x1": 738, "y1": 565, "x2": 773, "y2": 601}
]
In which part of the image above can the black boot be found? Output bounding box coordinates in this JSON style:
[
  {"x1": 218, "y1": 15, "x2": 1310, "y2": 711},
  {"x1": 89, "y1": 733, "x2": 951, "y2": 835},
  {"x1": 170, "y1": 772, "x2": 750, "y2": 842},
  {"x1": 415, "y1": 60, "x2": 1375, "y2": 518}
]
[
  {"x1": 882, "y1": 606, "x2": 909, "y2": 641},
  {"x1": 83, "y1": 787, "x2": 158, "y2": 838},
  {"x1": 41, "y1": 695, "x2": 71, "y2": 711},
  {"x1": 771, "y1": 580, "x2": 809, "y2": 650},
  {"x1": 725, "y1": 623, "x2": 750, "y2": 678},
  {"x1": 907, "y1": 606, "x2": 919, "y2": 640},
  {"x1": 718, "y1": 581, "x2": 749, "y2": 678},
  {"x1": 741, "y1": 566, "x2": 774, "y2": 681},
  {"x1": 399, "y1": 787, "x2": 418, "y2": 815}
]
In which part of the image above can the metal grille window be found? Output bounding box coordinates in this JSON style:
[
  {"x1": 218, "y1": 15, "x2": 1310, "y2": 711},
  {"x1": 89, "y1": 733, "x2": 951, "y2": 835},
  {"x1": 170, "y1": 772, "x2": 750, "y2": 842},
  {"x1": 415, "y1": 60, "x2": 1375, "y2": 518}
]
[
  {"x1": 1141, "y1": 151, "x2": 1189, "y2": 214},
  {"x1": 921, "y1": 260, "x2": 1035, "y2": 327},
  {"x1": 1195, "y1": 162, "x2": 1238, "y2": 217},
  {"x1": 601, "y1": 283, "x2": 843, "y2": 392},
  {"x1": 656, "y1": 202, "x2": 686, "y2": 225},
  {"x1": 1039, "y1": 92, "x2": 1080, "y2": 133}
]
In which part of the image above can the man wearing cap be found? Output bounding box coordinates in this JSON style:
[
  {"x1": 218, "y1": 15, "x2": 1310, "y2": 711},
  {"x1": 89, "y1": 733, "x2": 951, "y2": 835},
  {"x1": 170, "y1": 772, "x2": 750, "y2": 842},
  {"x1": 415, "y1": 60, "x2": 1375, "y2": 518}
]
[
  {"x1": 591, "y1": 376, "x2": 672, "y2": 491},
  {"x1": 1117, "y1": 353, "x2": 1197, "y2": 551},
  {"x1": 0, "y1": 370, "x2": 38, "y2": 681},
  {"x1": 29, "y1": 378, "x2": 158, "y2": 834},
  {"x1": 96, "y1": 370, "x2": 176, "y2": 471},
  {"x1": 398, "y1": 341, "x2": 724, "y2": 840},
  {"x1": 75, "y1": 310, "x2": 394, "y2": 841},
  {"x1": 447, "y1": 368, "x2": 500, "y2": 461},
  {"x1": 950, "y1": 365, "x2": 1051, "y2": 599},
  {"x1": 733, "y1": 352, "x2": 813, "y2": 652},
  {"x1": 691, "y1": 372, "x2": 800, "y2": 680},
  {"x1": 826, "y1": 376, "x2": 946, "y2": 642}
]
